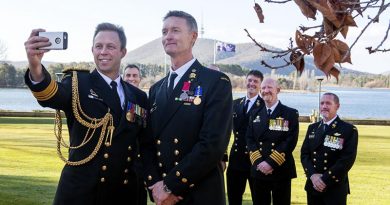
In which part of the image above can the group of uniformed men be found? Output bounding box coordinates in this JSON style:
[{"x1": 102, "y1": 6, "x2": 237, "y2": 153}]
[{"x1": 24, "y1": 9, "x2": 358, "y2": 205}]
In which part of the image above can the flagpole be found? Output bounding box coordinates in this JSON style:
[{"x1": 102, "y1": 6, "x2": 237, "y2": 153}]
[{"x1": 213, "y1": 39, "x2": 216, "y2": 64}]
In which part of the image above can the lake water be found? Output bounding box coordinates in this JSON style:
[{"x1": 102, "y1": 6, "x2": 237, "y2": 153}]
[{"x1": 1, "y1": 87, "x2": 390, "y2": 119}]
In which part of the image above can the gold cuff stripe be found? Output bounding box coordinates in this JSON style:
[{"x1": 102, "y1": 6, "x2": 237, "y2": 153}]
[
  {"x1": 270, "y1": 151, "x2": 285, "y2": 166},
  {"x1": 32, "y1": 79, "x2": 58, "y2": 101},
  {"x1": 249, "y1": 150, "x2": 261, "y2": 165}
]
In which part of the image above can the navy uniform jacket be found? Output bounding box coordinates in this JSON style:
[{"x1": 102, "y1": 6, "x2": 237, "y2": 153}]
[
  {"x1": 25, "y1": 67, "x2": 153, "y2": 205},
  {"x1": 146, "y1": 60, "x2": 232, "y2": 205},
  {"x1": 246, "y1": 102, "x2": 299, "y2": 181},
  {"x1": 301, "y1": 116, "x2": 358, "y2": 195},
  {"x1": 229, "y1": 96, "x2": 264, "y2": 171}
]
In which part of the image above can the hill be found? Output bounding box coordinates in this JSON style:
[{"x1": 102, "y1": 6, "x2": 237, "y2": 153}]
[{"x1": 123, "y1": 38, "x2": 365, "y2": 75}]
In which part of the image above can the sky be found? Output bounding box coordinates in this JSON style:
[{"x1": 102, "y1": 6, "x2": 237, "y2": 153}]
[{"x1": 0, "y1": 0, "x2": 389, "y2": 74}]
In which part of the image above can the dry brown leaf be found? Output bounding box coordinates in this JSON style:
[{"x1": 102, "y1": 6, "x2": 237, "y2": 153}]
[
  {"x1": 290, "y1": 51, "x2": 305, "y2": 75},
  {"x1": 254, "y1": 3, "x2": 265, "y2": 23},
  {"x1": 294, "y1": 0, "x2": 317, "y2": 20},
  {"x1": 340, "y1": 26, "x2": 349, "y2": 38},
  {"x1": 309, "y1": 0, "x2": 341, "y2": 28},
  {"x1": 342, "y1": 14, "x2": 357, "y2": 27},
  {"x1": 328, "y1": 67, "x2": 340, "y2": 82},
  {"x1": 330, "y1": 39, "x2": 352, "y2": 64},
  {"x1": 313, "y1": 42, "x2": 332, "y2": 67},
  {"x1": 295, "y1": 30, "x2": 314, "y2": 54},
  {"x1": 320, "y1": 50, "x2": 335, "y2": 75},
  {"x1": 331, "y1": 44, "x2": 341, "y2": 62},
  {"x1": 323, "y1": 18, "x2": 337, "y2": 36}
]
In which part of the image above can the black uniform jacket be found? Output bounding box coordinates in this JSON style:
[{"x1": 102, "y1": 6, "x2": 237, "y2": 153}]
[
  {"x1": 229, "y1": 96, "x2": 264, "y2": 171},
  {"x1": 301, "y1": 116, "x2": 358, "y2": 195},
  {"x1": 246, "y1": 101, "x2": 299, "y2": 181},
  {"x1": 25, "y1": 67, "x2": 153, "y2": 205},
  {"x1": 146, "y1": 60, "x2": 233, "y2": 204}
]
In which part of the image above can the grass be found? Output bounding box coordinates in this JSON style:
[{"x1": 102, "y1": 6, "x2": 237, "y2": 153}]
[{"x1": 0, "y1": 117, "x2": 389, "y2": 205}]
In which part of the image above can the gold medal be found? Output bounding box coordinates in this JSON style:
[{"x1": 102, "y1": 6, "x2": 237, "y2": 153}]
[
  {"x1": 193, "y1": 96, "x2": 201, "y2": 105},
  {"x1": 126, "y1": 112, "x2": 131, "y2": 121}
]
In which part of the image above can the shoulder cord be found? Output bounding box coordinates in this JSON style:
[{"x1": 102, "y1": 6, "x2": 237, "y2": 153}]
[{"x1": 54, "y1": 71, "x2": 114, "y2": 166}]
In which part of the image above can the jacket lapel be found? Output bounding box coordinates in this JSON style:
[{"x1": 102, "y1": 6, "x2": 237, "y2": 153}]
[
  {"x1": 90, "y1": 70, "x2": 122, "y2": 121},
  {"x1": 114, "y1": 80, "x2": 138, "y2": 136}
]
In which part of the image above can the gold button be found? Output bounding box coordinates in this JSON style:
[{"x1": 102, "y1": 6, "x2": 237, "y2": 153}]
[
  {"x1": 176, "y1": 171, "x2": 181, "y2": 177},
  {"x1": 124, "y1": 169, "x2": 128, "y2": 173},
  {"x1": 236, "y1": 132, "x2": 239, "y2": 135},
  {"x1": 148, "y1": 175, "x2": 152, "y2": 180},
  {"x1": 159, "y1": 163, "x2": 163, "y2": 167},
  {"x1": 157, "y1": 140, "x2": 161, "y2": 145},
  {"x1": 313, "y1": 152, "x2": 316, "y2": 155},
  {"x1": 137, "y1": 154, "x2": 141, "y2": 158},
  {"x1": 189, "y1": 184, "x2": 195, "y2": 188},
  {"x1": 104, "y1": 153, "x2": 109, "y2": 159},
  {"x1": 324, "y1": 160, "x2": 328, "y2": 163},
  {"x1": 271, "y1": 149, "x2": 274, "y2": 152},
  {"x1": 105, "y1": 142, "x2": 110, "y2": 147},
  {"x1": 332, "y1": 176, "x2": 336, "y2": 179},
  {"x1": 128, "y1": 146, "x2": 132, "y2": 151},
  {"x1": 260, "y1": 142, "x2": 263, "y2": 145},
  {"x1": 324, "y1": 167, "x2": 327, "y2": 170},
  {"x1": 235, "y1": 137, "x2": 238, "y2": 140},
  {"x1": 328, "y1": 171, "x2": 332, "y2": 174},
  {"x1": 234, "y1": 149, "x2": 237, "y2": 152},
  {"x1": 157, "y1": 152, "x2": 161, "y2": 156},
  {"x1": 245, "y1": 152, "x2": 248, "y2": 154},
  {"x1": 175, "y1": 162, "x2": 179, "y2": 166},
  {"x1": 259, "y1": 148, "x2": 262, "y2": 151},
  {"x1": 336, "y1": 179, "x2": 339, "y2": 182},
  {"x1": 324, "y1": 153, "x2": 328, "y2": 156},
  {"x1": 162, "y1": 173, "x2": 166, "y2": 177},
  {"x1": 234, "y1": 143, "x2": 238, "y2": 146},
  {"x1": 314, "y1": 165, "x2": 316, "y2": 168},
  {"x1": 271, "y1": 143, "x2": 275, "y2": 146},
  {"x1": 175, "y1": 150, "x2": 179, "y2": 156},
  {"x1": 127, "y1": 157, "x2": 131, "y2": 162},
  {"x1": 174, "y1": 138, "x2": 179, "y2": 144},
  {"x1": 181, "y1": 178, "x2": 188, "y2": 183},
  {"x1": 100, "y1": 177, "x2": 105, "y2": 182},
  {"x1": 313, "y1": 158, "x2": 316, "y2": 162},
  {"x1": 123, "y1": 179, "x2": 128, "y2": 184},
  {"x1": 101, "y1": 165, "x2": 107, "y2": 171}
]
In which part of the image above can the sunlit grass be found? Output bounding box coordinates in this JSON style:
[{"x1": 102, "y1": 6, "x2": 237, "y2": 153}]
[{"x1": 0, "y1": 117, "x2": 389, "y2": 205}]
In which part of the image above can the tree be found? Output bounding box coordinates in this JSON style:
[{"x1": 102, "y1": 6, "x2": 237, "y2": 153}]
[
  {"x1": 0, "y1": 63, "x2": 16, "y2": 87},
  {"x1": 248, "y1": 0, "x2": 390, "y2": 79},
  {"x1": 0, "y1": 39, "x2": 7, "y2": 61}
]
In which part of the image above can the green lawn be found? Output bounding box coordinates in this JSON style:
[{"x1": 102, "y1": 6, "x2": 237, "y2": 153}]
[{"x1": 0, "y1": 117, "x2": 389, "y2": 205}]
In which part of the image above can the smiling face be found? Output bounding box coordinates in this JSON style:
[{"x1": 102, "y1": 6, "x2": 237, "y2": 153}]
[
  {"x1": 162, "y1": 16, "x2": 197, "y2": 59},
  {"x1": 123, "y1": 67, "x2": 141, "y2": 87},
  {"x1": 246, "y1": 74, "x2": 262, "y2": 98},
  {"x1": 320, "y1": 94, "x2": 340, "y2": 121},
  {"x1": 92, "y1": 31, "x2": 126, "y2": 79},
  {"x1": 260, "y1": 78, "x2": 280, "y2": 107}
]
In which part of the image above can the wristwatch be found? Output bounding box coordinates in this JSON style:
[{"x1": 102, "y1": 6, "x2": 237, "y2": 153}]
[{"x1": 163, "y1": 184, "x2": 172, "y2": 194}]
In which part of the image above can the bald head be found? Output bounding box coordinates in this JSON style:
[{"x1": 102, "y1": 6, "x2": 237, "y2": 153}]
[{"x1": 260, "y1": 78, "x2": 280, "y2": 107}]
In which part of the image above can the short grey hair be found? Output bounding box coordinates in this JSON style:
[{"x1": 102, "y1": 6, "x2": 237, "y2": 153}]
[{"x1": 163, "y1": 10, "x2": 198, "y2": 33}]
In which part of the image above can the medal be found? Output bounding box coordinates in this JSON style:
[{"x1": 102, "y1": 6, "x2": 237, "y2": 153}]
[
  {"x1": 193, "y1": 85, "x2": 202, "y2": 105},
  {"x1": 180, "y1": 81, "x2": 191, "y2": 101}
]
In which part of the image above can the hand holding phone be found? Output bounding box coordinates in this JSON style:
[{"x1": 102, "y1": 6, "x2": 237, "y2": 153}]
[{"x1": 38, "y1": 32, "x2": 68, "y2": 50}]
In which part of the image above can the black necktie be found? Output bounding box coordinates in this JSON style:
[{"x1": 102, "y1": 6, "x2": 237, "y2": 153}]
[
  {"x1": 243, "y1": 99, "x2": 250, "y2": 115},
  {"x1": 322, "y1": 123, "x2": 329, "y2": 132},
  {"x1": 267, "y1": 109, "x2": 272, "y2": 117},
  {"x1": 167, "y1": 72, "x2": 178, "y2": 98},
  {"x1": 110, "y1": 81, "x2": 122, "y2": 110}
]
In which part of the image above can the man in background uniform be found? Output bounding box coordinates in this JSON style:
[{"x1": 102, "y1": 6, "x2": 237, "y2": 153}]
[
  {"x1": 24, "y1": 23, "x2": 153, "y2": 205},
  {"x1": 301, "y1": 93, "x2": 358, "y2": 205},
  {"x1": 246, "y1": 78, "x2": 299, "y2": 205},
  {"x1": 227, "y1": 70, "x2": 264, "y2": 205},
  {"x1": 123, "y1": 64, "x2": 142, "y2": 88}
]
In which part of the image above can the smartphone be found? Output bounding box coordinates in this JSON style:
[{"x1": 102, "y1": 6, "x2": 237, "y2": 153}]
[{"x1": 38, "y1": 32, "x2": 68, "y2": 50}]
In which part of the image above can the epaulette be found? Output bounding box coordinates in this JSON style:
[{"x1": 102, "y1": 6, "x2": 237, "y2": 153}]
[{"x1": 62, "y1": 67, "x2": 91, "y2": 73}]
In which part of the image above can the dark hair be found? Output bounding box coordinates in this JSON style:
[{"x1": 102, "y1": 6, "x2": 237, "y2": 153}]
[
  {"x1": 93, "y1": 23, "x2": 127, "y2": 49},
  {"x1": 124, "y1": 64, "x2": 140, "y2": 72},
  {"x1": 247, "y1": 70, "x2": 264, "y2": 81},
  {"x1": 323, "y1": 92, "x2": 340, "y2": 104},
  {"x1": 163, "y1": 10, "x2": 198, "y2": 32}
]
